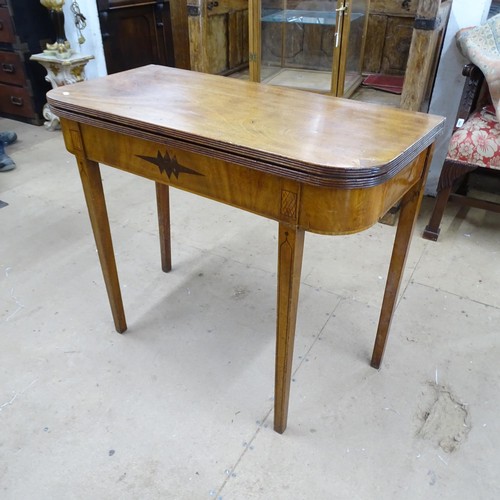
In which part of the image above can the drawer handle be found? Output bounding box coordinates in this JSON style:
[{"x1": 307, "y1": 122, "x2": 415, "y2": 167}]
[
  {"x1": 0, "y1": 21, "x2": 3, "y2": 31},
  {"x1": 2, "y1": 63, "x2": 14, "y2": 73},
  {"x1": 10, "y1": 96, "x2": 23, "y2": 106}
]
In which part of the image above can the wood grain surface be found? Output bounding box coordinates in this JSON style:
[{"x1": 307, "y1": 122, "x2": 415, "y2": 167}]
[{"x1": 48, "y1": 65, "x2": 444, "y2": 188}]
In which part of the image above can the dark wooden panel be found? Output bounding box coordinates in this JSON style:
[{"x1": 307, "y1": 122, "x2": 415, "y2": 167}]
[
  {"x1": 101, "y1": 5, "x2": 162, "y2": 73},
  {"x1": 0, "y1": 82, "x2": 35, "y2": 118},
  {"x1": 154, "y1": 1, "x2": 176, "y2": 69},
  {"x1": 98, "y1": 1, "x2": 176, "y2": 75},
  {"x1": 170, "y1": 0, "x2": 190, "y2": 69},
  {"x1": 0, "y1": 7, "x2": 15, "y2": 44},
  {"x1": 0, "y1": 50, "x2": 26, "y2": 86},
  {"x1": 7, "y1": 1, "x2": 54, "y2": 49},
  {"x1": 0, "y1": 0, "x2": 55, "y2": 124}
]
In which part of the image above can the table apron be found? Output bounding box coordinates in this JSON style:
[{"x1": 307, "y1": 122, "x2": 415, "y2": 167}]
[{"x1": 62, "y1": 118, "x2": 427, "y2": 235}]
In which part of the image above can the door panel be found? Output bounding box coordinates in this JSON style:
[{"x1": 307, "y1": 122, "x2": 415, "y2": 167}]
[{"x1": 190, "y1": 0, "x2": 249, "y2": 74}]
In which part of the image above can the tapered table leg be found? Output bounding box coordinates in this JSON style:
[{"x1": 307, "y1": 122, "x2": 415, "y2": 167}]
[
  {"x1": 156, "y1": 182, "x2": 172, "y2": 272},
  {"x1": 371, "y1": 152, "x2": 432, "y2": 368},
  {"x1": 77, "y1": 156, "x2": 127, "y2": 333},
  {"x1": 274, "y1": 223, "x2": 305, "y2": 433}
]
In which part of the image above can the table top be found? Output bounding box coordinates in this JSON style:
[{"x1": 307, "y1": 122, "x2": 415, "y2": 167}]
[{"x1": 47, "y1": 65, "x2": 444, "y2": 188}]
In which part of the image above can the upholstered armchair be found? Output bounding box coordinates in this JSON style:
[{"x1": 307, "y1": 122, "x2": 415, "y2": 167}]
[{"x1": 423, "y1": 15, "x2": 500, "y2": 241}]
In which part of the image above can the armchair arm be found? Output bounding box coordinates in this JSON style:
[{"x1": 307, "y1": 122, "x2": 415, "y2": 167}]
[{"x1": 454, "y1": 63, "x2": 487, "y2": 130}]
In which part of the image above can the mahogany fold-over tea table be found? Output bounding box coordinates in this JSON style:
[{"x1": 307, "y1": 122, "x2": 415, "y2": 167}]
[{"x1": 47, "y1": 66, "x2": 444, "y2": 434}]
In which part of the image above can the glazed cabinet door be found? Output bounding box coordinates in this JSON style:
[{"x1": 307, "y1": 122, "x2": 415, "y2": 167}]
[
  {"x1": 249, "y1": 0, "x2": 369, "y2": 96},
  {"x1": 332, "y1": 0, "x2": 370, "y2": 97}
]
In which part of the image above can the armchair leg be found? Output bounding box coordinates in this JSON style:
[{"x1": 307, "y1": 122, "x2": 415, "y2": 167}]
[
  {"x1": 423, "y1": 185, "x2": 452, "y2": 241},
  {"x1": 423, "y1": 161, "x2": 478, "y2": 241}
]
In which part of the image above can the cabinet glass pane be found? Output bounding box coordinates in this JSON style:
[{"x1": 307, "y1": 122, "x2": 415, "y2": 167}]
[
  {"x1": 257, "y1": 0, "x2": 368, "y2": 95},
  {"x1": 260, "y1": 0, "x2": 338, "y2": 92}
]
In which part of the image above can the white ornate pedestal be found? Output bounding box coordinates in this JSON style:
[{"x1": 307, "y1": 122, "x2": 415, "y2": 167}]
[{"x1": 30, "y1": 53, "x2": 94, "y2": 130}]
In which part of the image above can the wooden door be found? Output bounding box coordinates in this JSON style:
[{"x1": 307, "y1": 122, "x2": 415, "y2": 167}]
[
  {"x1": 363, "y1": 0, "x2": 417, "y2": 75},
  {"x1": 188, "y1": 0, "x2": 249, "y2": 74}
]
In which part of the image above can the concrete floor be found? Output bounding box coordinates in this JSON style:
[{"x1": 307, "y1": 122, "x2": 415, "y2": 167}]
[{"x1": 1, "y1": 116, "x2": 499, "y2": 499}]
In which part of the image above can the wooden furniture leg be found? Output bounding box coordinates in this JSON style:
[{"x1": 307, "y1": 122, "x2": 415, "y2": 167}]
[
  {"x1": 422, "y1": 184, "x2": 453, "y2": 241},
  {"x1": 371, "y1": 153, "x2": 431, "y2": 369},
  {"x1": 156, "y1": 182, "x2": 172, "y2": 272},
  {"x1": 77, "y1": 156, "x2": 127, "y2": 333},
  {"x1": 423, "y1": 162, "x2": 478, "y2": 241},
  {"x1": 274, "y1": 223, "x2": 305, "y2": 433}
]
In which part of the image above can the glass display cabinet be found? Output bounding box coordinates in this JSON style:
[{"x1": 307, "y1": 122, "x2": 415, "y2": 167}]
[{"x1": 249, "y1": 0, "x2": 369, "y2": 96}]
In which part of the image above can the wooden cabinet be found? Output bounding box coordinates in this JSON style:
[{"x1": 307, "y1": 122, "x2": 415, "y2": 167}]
[
  {"x1": 97, "y1": 0, "x2": 190, "y2": 74},
  {"x1": 0, "y1": 0, "x2": 55, "y2": 124},
  {"x1": 189, "y1": 0, "x2": 369, "y2": 97}
]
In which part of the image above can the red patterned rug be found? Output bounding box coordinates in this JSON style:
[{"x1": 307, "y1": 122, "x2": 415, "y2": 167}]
[{"x1": 362, "y1": 74, "x2": 405, "y2": 94}]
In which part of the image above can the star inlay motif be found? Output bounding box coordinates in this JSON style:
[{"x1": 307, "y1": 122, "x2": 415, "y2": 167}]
[{"x1": 137, "y1": 151, "x2": 204, "y2": 179}]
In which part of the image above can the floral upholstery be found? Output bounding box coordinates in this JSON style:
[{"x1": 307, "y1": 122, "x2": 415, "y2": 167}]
[
  {"x1": 447, "y1": 105, "x2": 500, "y2": 170},
  {"x1": 457, "y1": 14, "x2": 500, "y2": 122}
]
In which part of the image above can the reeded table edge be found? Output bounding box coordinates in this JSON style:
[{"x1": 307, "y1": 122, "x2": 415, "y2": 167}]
[{"x1": 48, "y1": 99, "x2": 444, "y2": 189}]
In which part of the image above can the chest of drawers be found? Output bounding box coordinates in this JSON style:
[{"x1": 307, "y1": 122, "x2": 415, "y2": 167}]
[{"x1": 0, "y1": 0, "x2": 55, "y2": 124}]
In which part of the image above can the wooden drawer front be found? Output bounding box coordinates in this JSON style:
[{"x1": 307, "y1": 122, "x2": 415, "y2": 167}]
[
  {"x1": 0, "y1": 7, "x2": 15, "y2": 44},
  {"x1": 0, "y1": 83, "x2": 35, "y2": 118},
  {"x1": 0, "y1": 51, "x2": 27, "y2": 86}
]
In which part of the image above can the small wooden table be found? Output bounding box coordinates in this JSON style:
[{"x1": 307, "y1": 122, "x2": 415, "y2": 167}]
[{"x1": 47, "y1": 66, "x2": 444, "y2": 433}]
